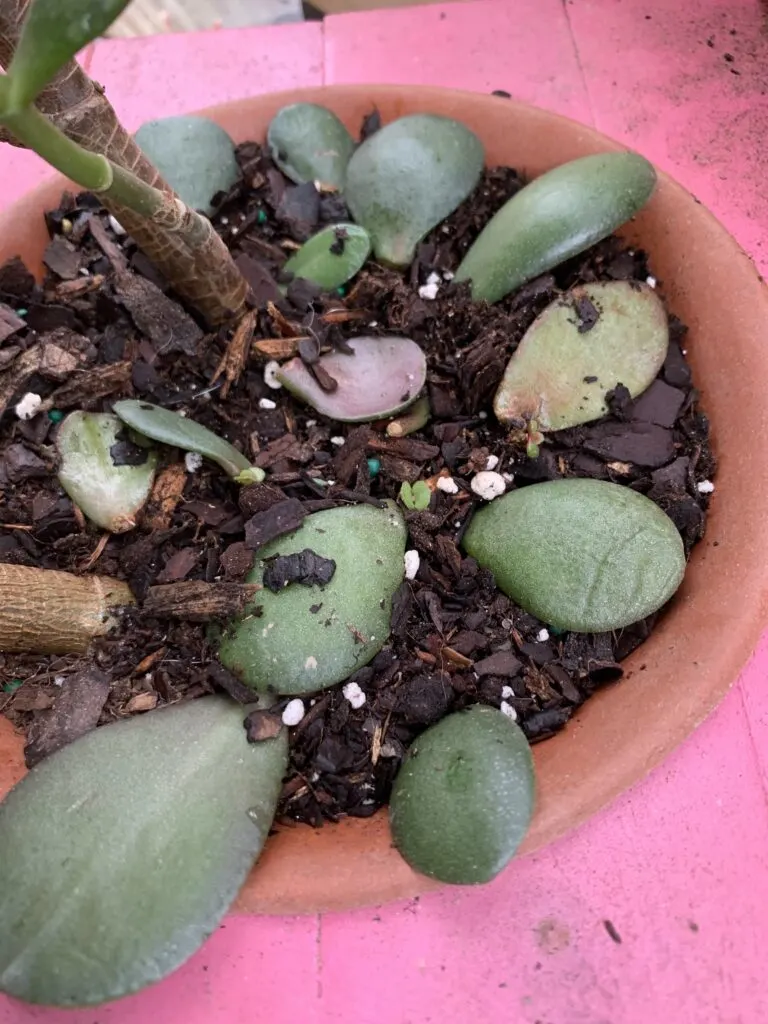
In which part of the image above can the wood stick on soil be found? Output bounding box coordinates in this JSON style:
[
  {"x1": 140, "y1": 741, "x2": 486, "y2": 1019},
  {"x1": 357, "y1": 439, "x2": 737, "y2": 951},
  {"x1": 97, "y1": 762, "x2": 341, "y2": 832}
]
[
  {"x1": 0, "y1": 0, "x2": 248, "y2": 327},
  {"x1": 0, "y1": 564, "x2": 134, "y2": 655}
]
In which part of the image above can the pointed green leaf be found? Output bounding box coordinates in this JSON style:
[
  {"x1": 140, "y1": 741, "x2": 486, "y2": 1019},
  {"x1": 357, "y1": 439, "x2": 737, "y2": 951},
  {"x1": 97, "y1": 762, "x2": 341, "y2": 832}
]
[
  {"x1": 462, "y1": 479, "x2": 685, "y2": 632},
  {"x1": 8, "y1": 0, "x2": 132, "y2": 109},
  {"x1": 266, "y1": 103, "x2": 355, "y2": 188},
  {"x1": 276, "y1": 335, "x2": 426, "y2": 422},
  {"x1": 0, "y1": 697, "x2": 287, "y2": 1007},
  {"x1": 390, "y1": 706, "x2": 535, "y2": 884},
  {"x1": 133, "y1": 116, "x2": 240, "y2": 216},
  {"x1": 455, "y1": 153, "x2": 657, "y2": 304},
  {"x1": 113, "y1": 400, "x2": 261, "y2": 481},
  {"x1": 215, "y1": 503, "x2": 407, "y2": 695},
  {"x1": 57, "y1": 411, "x2": 157, "y2": 533},
  {"x1": 345, "y1": 114, "x2": 485, "y2": 267},
  {"x1": 283, "y1": 224, "x2": 370, "y2": 291},
  {"x1": 494, "y1": 281, "x2": 669, "y2": 430}
]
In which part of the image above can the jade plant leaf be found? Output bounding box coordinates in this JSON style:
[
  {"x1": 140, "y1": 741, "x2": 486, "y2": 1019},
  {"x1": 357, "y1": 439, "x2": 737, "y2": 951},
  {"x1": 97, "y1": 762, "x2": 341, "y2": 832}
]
[
  {"x1": 389, "y1": 705, "x2": 535, "y2": 884},
  {"x1": 134, "y1": 115, "x2": 240, "y2": 216},
  {"x1": 276, "y1": 336, "x2": 427, "y2": 422},
  {"x1": 455, "y1": 152, "x2": 657, "y2": 304},
  {"x1": 7, "y1": 0, "x2": 132, "y2": 109},
  {"x1": 113, "y1": 400, "x2": 263, "y2": 483},
  {"x1": 0, "y1": 697, "x2": 287, "y2": 1007},
  {"x1": 57, "y1": 411, "x2": 157, "y2": 533},
  {"x1": 345, "y1": 114, "x2": 485, "y2": 267},
  {"x1": 283, "y1": 224, "x2": 371, "y2": 291},
  {"x1": 462, "y1": 478, "x2": 685, "y2": 632},
  {"x1": 215, "y1": 503, "x2": 407, "y2": 695},
  {"x1": 266, "y1": 103, "x2": 355, "y2": 188},
  {"x1": 494, "y1": 281, "x2": 669, "y2": 430}
]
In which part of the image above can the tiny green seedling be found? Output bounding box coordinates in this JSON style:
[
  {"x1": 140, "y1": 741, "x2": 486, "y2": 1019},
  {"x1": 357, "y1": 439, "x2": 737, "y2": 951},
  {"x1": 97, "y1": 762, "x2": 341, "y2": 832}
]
[{"x1": 399, "y1": 480, "x2": 432, "y2": 511}]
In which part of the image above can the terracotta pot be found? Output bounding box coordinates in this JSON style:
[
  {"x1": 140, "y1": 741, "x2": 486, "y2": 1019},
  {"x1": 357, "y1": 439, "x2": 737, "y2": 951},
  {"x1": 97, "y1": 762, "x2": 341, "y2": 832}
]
[{"x1": 1, "y1": 85, "x2": 767, "y2": 916}]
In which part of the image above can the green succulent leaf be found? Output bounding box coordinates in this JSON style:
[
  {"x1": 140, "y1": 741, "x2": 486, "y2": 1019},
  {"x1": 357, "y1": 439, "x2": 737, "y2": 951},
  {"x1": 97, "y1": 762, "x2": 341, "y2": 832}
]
[
  {"x1": 0, "y1": 697, "x2": 287, "y2": 1007},
  {"x1": 462, "y1": 479, "x2": 685, "y2": 632},
  {"x1": 214, "y1": 503, "x2": 407, "y2": 695},
  {"x1": 276, "y1": 335, "x2": 426, "y2": 423},
  {"x1": 494, "y1": 281, "x2": 669, "y2": 430},
  {"x1": 455, "y1": 152, "x2": 657, "y2": 304},
  {"x1": 345, "y1": 114, "x2": 485, "y2": 267},
  {"x1": 282, "y1": 224, "x2": 371, "y2": 291},
  {"x1": 57, "y1": 411, "x2": 157, "y2": 533},
  {"x1": 113, "y1": 400, "x2": 261, "y2": 481},
  {"x1": 266, "y1": 103, "x2": 355, "y2": 188},
  {"x1": 390, "y1": 705, "x2": 535, "y2": 884},
  {"x1": 134, "y1": 115, "x2": 240, "y2": 216},
  {"x1": 8, "y1": 0, "x2": 132, "y2": 110}
]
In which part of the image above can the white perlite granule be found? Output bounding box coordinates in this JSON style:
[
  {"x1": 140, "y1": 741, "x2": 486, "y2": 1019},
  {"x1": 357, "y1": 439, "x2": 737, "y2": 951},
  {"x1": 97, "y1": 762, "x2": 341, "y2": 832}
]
[
  {"x1": 14, "y1": 393, "x2": 42, "y2": 420},
  {"x1": 264, "y1": 360, "x2": 283, "y2": 390},
  {"x1": 281, "y1": 699, "x2": 305, "y2": 727},
  {"x1": 342, "y1": 682, "x2": 366, "y2": 709},
  {"x1": 404, "y1": 549, "x2": 420, "y2": 580},
  {"x1": 437, "y1": 476, "x2": 459, "y2": 494},
  {"x1": 470, "y1": 471, "x2": 506, "y2": 501},
  {"x1": 258, "y1": 397, "x2": 277, "y2": 410},
  {"x1": 184, "y1": 452, "x2": 203, "y2": 473}
]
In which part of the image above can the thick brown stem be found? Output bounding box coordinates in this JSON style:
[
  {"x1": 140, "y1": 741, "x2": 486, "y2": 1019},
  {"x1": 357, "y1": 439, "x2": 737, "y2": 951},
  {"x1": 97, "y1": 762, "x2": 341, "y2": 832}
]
[
  {"x1": 0, "y1": 564, "x2": 134, "y2": 655},
  {"x1": 0, "y1": 0, "x2": 248, "y2": 325}
]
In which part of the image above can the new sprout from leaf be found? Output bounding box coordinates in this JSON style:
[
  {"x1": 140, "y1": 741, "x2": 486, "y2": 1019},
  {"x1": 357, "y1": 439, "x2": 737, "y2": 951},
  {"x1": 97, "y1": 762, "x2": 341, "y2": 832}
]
[
  {"x1": 113, "y1": 400, "x2": 262, "y2": 482},
  {"x1": 399, "y1": 480, "x2": 431, "y2": 511}
]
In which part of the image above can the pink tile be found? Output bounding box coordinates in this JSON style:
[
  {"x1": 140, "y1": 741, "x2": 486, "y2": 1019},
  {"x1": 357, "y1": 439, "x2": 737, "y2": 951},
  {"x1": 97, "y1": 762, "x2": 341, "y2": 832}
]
[
  {"x1": 2, "y1": 47, "x2": 96, "y2": 208},
  {"x1": 566, "y1": 0, "x2": 768, "y2": 274},
  {"x1": 324, "y1": 0, "x2": 592, "y2": 122},
  {"x1": 320, "y1": 674, "x2": 768, "y2": 1024},
  {"x1": 0, "y1": 916, "x2": 320, "y2": 1024},
  {"x1": 87, "y1": 22, "x2": 324, "y2": 131}
]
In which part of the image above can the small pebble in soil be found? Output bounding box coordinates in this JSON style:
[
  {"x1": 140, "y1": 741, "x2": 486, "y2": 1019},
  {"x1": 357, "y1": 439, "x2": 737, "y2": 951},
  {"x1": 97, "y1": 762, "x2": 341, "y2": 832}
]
[
  {"x1": 500, "y1": 701, "x2": 518, "y2": 721},
  {"x1": 48, "y1": 409, "x2": 64, "y2": 423},
  {"x1": 418, "y1": 272, "x2": 442, "y2": 301},
  {"x1": 282, "y1": 699, "x2": 306, "y2": 726},
  {"x1": 342, "y1": 681, "x2": 366, "y2": 709},
  {"x1": 536, "y1": 628, "x2": 550, "y2": 642},
  {"x1": 437, "y1": 476, "x2": 459, "y2": 494},
  {"x1": 697, "y1": 480, "x2": 715, "y2": 494},
  {"x1": 185, "y1": 451, "x2": 203, "y2": 473},
  {"x1": 404, "y1": 549, "x2": 420, "y2": 580},
  {"x1": 486, "y1": 454, "x2": 500, "y2": 471},
  {"x1": 646, "y1": 275, "x2": 657, "y2": 288},
  {"x1": 330, "y1": 436, "x2": 345, "y2": 446},
  {"x1": 264, "y1": 360, "x2": 283, "y2": 389},
  {"x1": 15, "y1": 393, "x2": 42, "y2": 420},
  {"x1": 258, "y1": 398, "x2": 277, "y2": 410},
  {"x1": 470, "y1": 471, "x2": 506, "y2": 501},
  {"x1": 367, "y1": 457, "x2": 381, "y2": 477}
]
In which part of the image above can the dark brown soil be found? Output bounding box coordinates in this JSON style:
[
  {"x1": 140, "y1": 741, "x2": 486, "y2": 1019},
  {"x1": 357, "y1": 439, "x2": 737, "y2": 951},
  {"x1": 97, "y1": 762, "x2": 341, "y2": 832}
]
[{"x1": 0, "y1": 137, "x2": 714, "y2": 828}]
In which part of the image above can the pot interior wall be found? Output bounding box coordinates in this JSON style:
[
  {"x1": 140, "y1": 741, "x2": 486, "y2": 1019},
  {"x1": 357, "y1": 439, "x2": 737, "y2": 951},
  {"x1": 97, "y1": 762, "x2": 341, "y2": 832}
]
[{"x1": 1, "y1": 86, "x2": 766, "y2": 914}]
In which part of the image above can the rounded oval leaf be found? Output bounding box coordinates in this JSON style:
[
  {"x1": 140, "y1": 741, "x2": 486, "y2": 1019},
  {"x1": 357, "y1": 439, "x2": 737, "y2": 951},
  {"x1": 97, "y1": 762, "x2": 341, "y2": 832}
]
[
  {"x1": 0, "y1": 697, "x2": 287, "y2": 1007},
  {"x1": 266, "y1": 103, "x2": 355, "y2": 188},
  {"x1": 462, "y1": 479, "x2": 685, "y2": 632},
  {"x1": 455, "y1": 153, "x2": 657, "y2": 304},
  {"x1": 390, "y1": 705, "x2": 535, "y2": 884},
  {"x1": 215, "y1": 503, "x2": 407, "y2": 695},
  {"x1": 494, "y1": 281, "x2": 669, "y2": 430},
  {"x1": 113, "y1": 400, "x2": 253, "y2": 479},
  {"x1": 345, "y1": 114, "x2": 485, "y2": 267},
  {"x1": 57, "y1": 411, "x2": 157, "y2": 533},
  {"x1": 276, "y1": 336, "x2": 426, "y2": 422},
  {"x1": 283, "y1": 224, "x2": 371, "y2": 291},
  {"x1": 134, "y1": 115, "x2": 240, "y2": 216}
]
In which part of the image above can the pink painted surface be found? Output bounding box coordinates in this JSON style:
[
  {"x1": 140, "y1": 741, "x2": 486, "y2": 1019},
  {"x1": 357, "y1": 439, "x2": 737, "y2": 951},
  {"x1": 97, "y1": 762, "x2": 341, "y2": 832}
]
[{"x1": 2, "y1": 2, "x2": 768, "y2": 1021}]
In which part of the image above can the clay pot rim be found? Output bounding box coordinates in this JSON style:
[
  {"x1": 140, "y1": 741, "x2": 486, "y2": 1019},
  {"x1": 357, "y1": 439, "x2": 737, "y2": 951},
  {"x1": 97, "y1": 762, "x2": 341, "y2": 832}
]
[{"x1": 0, "y1": 84, "x2": 766, "y2": 916}]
